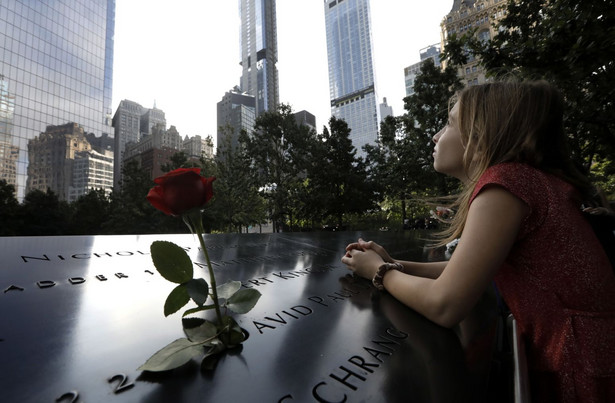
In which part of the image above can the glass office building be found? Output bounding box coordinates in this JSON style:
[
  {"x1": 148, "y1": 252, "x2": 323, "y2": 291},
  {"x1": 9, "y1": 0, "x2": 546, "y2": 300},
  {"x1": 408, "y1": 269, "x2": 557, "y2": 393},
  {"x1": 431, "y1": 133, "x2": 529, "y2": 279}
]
[
  {"x1": 324, "y1": 0, "x2": 380, "y2": 156},
  {"x1": 239, "y1": 0, "x2": 279, "y2": 117},
  {"x1": 0, "y1": 0, "x2": 115, "y2": 199}
]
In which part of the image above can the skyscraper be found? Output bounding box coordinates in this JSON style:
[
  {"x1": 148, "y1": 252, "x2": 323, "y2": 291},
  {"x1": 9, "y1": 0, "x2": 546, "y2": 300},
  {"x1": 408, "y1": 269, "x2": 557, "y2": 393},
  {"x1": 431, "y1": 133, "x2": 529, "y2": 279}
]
[
  {"x1": 68, "y1": 148, "x2": 114, "y2": 203},
  {"x1": 0, "y1": 77, "x2": 18, "y2": 187},
  {"x1": 324, "y1": 0, "x2": 380, "y2": 156},
  {"x1": 183, "y1": 135, "x2": 214, "y2": 161},
  {"x1": 404, "y1": 44, "x2": 441, "y2": 97},
  {"x1": 239, "y1": 0, "x2": 279, "y2": 117},
  {"x1": 0, "y1": 0, "x2": 115, "y2": 199},
  {"x1": 123, "y1": 124, "x2": 182, "y2": 180},
  {"x1": 112, "y1": 100, "x2": 165, "y2": 189},
  {"x1": 293, "y1": 110, "x2": 317, "y2": 132},
  {"x1": 216, "y1": 87, "x2": 256, "y2": 154},
  {"x1": 379, "y1": 97, "x2": 393, "y2": 121}
]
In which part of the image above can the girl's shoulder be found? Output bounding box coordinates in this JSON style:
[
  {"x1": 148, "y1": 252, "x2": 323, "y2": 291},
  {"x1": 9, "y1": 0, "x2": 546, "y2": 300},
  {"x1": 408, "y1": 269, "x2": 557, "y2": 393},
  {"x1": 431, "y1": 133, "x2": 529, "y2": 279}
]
[
  {"x1": 472, "y1": 163, "x2": 552, "y2": 239},
  {"x1": 474, "y1": 163, "x2": 546, "y2": 199},
  {"x1": 479, "y1": 162, "x2": 543, "y2": 183}
]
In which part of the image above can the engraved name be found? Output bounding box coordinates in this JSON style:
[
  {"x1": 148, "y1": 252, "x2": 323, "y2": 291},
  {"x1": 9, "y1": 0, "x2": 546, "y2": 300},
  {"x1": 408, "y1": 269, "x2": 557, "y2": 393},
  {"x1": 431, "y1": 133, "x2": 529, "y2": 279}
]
[{"x1": 278, "y1": 327, "x2": 409, "y2": 402}]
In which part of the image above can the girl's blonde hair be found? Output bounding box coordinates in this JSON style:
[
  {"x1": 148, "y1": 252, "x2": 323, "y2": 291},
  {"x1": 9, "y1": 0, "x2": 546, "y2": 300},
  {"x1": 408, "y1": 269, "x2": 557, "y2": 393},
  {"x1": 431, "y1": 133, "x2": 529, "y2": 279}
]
[{"x1": 439, "y1": 80, "x2": 594, "y2": 244}]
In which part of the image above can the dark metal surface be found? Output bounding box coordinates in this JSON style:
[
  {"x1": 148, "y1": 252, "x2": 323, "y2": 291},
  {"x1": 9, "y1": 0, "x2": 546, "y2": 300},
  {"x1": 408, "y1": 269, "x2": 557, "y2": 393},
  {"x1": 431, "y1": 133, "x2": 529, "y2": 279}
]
[{"x1": 0, "y1": 231, "x2": 498, "y2": 402}]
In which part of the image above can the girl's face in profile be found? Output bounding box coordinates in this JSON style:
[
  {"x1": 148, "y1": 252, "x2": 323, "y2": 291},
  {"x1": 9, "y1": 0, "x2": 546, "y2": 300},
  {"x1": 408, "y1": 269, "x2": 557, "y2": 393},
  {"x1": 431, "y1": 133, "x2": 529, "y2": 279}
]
[{"x1": 432, "y1": 102, "x2": 467, "y2": 182}]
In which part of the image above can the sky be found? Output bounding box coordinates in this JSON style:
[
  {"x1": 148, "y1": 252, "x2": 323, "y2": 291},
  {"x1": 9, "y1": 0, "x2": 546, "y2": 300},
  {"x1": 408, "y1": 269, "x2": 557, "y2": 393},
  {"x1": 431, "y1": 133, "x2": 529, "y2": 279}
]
[{"x1": 112, "y1": 0, "x2": 454, "y2": 149}]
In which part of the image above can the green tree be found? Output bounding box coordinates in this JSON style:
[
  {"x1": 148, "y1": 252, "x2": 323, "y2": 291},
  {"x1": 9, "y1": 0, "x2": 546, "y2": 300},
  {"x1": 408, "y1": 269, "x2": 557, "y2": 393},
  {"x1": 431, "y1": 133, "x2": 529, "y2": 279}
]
[
  {"x1": 244, "y1": 104, "x2": 308, "y2": 232},
  {"x1": 308, "y1": 116, "x2": 375, "y2": 229},
  {"x1": 0, "y1": 180, "x2": 19, "y2": 236},
  {"x1": 103, "y1": 160, "x2": 172, "y2": 234},
  {"x1": 17, "y1": 189, "x2": 71, "y2": 235},
  {"x1": 293, "y1": 126, "x2": 326, "y2": 230},
  {"x1": 365, "y1": 60, "x2": 462, "y2": 227},
  {"x1": 68, "y1": 188, "x2": 111, "y2": 235},
  {"x1": 400, "y1": 60, "x2": 463, "y2": 197},
  {"x1": 160, "y1": 151, "x2": 190, "y2": 172},
  {"x1": 365, "y1": 115, "x2": 408, "y2": 223},
  {"x1": 443, "y1": 0, "x2": 615, "y2": 169},
  {"x1": 213, "y1": 126, "x2": 267, "y2": 233},
  {"x1": 590, "y1": 156, "x2": 615, "y2": 201}
]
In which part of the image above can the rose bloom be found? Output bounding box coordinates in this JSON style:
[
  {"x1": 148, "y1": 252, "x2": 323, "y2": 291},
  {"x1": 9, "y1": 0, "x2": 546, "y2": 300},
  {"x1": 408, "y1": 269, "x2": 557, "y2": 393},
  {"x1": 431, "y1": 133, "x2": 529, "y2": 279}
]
[{"x1": 147, "y1": 168, "x2": 215, "y2": 216}]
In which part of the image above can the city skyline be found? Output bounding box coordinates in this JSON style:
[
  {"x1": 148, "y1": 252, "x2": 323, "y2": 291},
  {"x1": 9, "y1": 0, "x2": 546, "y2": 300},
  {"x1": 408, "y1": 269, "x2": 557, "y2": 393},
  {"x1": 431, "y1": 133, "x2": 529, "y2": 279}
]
[{"x1": 113, "y1": 0, "x2": 453, "y2": 148}]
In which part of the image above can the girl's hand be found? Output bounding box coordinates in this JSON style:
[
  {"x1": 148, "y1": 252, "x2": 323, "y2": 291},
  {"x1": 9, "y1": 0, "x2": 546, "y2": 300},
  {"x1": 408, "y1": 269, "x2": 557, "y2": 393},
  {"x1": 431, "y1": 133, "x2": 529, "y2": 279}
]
[
  {"x1": 345, "y1": 238, "x2": 394, "y2": 263},
  {"x1": 341, "y1": 248, "x2": 385, "y2": 280}
]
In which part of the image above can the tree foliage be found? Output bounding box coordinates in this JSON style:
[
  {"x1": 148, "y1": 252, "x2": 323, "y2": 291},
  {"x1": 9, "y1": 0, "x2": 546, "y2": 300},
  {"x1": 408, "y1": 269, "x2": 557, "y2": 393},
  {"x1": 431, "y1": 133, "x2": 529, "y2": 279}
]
[
  {"x1": 17, "y1": 188, "x2": 71, "y2": 235},
  {"x1": 213, "y1": 126, "x2": 266, "y2": 233},
  {"x1": 443, "y1": 0, "x2": 615, "y2": 171},
  {"x1": 0, "y1": 180, "x2": 20, "y2": 236},
  {"x1": 401, "y1": 60, "x2": 463, "y2": 196},
  {"x1": 243, "y1": 104, "x2": 309, "y2": 232},
  {"x1": 305, "y1": 116, "x2": 376, "y2": 228},
  {"x1": 69, "y1": 189, "x2": 111, "y2": 235},
  {"x1": 365, "y1": 60, "x2": 463, "y2": 226},
  {"x1": 103, "y1": 160, "x2": 170, "y2": 234},
  {"x1": 160, "y1": 151, "x2": 190, "y2": 172}
]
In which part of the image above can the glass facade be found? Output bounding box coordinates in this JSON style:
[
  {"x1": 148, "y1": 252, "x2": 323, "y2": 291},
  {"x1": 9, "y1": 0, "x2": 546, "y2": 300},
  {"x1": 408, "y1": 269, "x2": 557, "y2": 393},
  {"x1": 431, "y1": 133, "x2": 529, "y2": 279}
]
[
  {"x1": 0, "y1": 0, "x2": 115, "y2": 199},
  {"x1": 239, "y1": 0, "x2": 278, "y2": 117},
  {"x1": 324, "y1": 0, "x2": 380, "y2": 155}
]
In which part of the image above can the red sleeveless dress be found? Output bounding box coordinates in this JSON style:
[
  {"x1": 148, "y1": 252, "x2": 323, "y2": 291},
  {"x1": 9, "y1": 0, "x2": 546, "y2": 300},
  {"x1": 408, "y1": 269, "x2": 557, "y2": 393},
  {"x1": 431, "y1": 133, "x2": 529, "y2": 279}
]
[{"x1": 471, "y1": 163, "x2": 615, "y2": 402}]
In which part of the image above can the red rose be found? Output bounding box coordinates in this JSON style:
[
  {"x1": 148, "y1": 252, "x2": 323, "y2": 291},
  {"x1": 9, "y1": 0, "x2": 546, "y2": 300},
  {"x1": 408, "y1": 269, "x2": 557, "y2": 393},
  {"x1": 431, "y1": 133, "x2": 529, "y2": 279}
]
[{"x1": 146, "y1": 168, "x2": 216, "y2": 216}]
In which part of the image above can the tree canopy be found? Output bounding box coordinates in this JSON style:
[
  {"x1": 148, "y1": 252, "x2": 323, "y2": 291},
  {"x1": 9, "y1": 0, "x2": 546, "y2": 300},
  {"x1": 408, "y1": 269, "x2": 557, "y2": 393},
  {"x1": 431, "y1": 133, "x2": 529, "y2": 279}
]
[
  {"x1": 365, "y1": 60, "x2": 463, "y2": 224},
  {"x1": 213, "y1": 126, "x2": 266, "y2": 233},
  {"x1": 443, "y1": 0, "x2": 615, "y2": 174}
]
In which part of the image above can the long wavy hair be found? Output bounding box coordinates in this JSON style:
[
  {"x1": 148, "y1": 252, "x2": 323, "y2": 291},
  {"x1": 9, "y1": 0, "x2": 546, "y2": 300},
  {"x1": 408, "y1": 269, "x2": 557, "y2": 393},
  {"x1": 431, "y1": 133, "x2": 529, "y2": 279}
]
[{"x1": 438, "y1": 80, "x2": 594, "y2": 244}]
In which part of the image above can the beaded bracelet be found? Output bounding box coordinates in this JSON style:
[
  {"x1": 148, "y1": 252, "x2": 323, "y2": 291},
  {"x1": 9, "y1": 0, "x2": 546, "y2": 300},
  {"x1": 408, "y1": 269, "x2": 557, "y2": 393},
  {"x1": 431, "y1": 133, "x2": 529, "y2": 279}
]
[{"x1": 372, "y1": 262, "x2": 404, "y2": 291}]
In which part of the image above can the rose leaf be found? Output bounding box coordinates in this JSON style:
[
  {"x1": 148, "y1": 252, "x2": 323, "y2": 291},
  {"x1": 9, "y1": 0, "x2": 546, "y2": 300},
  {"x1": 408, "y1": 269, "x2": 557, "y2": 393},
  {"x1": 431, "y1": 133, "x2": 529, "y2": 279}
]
[
  {"x1": 226, "y1": 288, "x2": 262, "y2": 314},
  {"x1": 183, "y1": 319, "x2": 218, "y2": 343},
  {"x1": 216, "y1": 280, "x2": 242, "y2": 299},
  {"x1": 186, "y1": 278, "x2": 209, "y2": 306},
  {"x1": 150, "y1": 241, "x2": 193, "y2": 284},
  {"x1": 182, "y1": 305, "x2": 216, "y2": 317},
  {"x1": 164, "y1": 284, "x2": 190, "y2": 317},
  {"x1": 138, "y1": 338, "x2": 203, "y2": 372}
]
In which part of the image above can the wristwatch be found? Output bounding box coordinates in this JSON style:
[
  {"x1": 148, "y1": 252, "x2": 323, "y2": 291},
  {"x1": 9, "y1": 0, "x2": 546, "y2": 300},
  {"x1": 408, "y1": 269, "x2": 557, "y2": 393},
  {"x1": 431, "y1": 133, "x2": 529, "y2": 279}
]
[{"x1": 372, "y1": 262, "x2": 404, "y2": 291}]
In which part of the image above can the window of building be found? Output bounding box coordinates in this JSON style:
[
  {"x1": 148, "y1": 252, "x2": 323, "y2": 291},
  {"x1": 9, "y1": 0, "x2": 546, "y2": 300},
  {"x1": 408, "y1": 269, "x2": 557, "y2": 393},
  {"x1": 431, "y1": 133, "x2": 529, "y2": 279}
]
[{"x1": 478, "y1": 29, "x2": 491, "y2": 43}]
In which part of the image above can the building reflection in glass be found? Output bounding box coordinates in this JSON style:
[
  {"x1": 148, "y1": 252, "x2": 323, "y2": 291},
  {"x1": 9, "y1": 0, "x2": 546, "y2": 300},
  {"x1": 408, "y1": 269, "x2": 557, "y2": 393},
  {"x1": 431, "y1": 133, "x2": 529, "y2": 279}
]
[
  {"x1": 0, "y1": 75, "x2": 18, "y2": 187},
  {"x1": 0, "y1": 0, "x2": 115, "y2": 200}
]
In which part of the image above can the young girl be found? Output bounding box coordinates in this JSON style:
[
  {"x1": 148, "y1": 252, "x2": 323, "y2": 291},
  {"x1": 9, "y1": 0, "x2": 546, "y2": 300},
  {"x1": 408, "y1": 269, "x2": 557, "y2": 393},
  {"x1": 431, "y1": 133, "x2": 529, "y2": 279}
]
[{"x1": 342, "y1": 81, "x2": 615, "y2": 402}]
